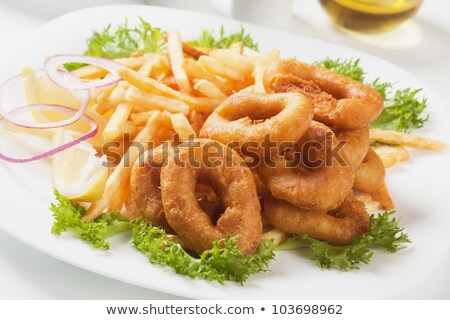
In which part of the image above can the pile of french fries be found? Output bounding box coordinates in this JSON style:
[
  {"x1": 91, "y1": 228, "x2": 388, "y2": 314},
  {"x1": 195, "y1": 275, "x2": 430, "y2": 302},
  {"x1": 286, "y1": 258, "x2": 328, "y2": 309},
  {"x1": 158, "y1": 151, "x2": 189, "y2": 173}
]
[{"x1": 59, "y1": 31, "x2": 446, "y2": 221}]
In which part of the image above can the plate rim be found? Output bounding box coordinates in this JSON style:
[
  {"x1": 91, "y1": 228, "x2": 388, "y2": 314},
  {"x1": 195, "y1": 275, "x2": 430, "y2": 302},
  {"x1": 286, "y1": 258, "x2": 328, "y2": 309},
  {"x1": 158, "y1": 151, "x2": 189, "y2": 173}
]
[{"x1": 1, "y1": 4, "x2": 450, "y2": 299}]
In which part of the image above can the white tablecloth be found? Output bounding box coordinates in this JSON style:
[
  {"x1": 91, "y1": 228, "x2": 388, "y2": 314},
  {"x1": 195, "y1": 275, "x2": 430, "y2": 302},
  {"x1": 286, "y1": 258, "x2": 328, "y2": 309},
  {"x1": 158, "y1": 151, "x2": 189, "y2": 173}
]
[{"x1": 0, "y1": 0, "x2": 449, "y2": 299}]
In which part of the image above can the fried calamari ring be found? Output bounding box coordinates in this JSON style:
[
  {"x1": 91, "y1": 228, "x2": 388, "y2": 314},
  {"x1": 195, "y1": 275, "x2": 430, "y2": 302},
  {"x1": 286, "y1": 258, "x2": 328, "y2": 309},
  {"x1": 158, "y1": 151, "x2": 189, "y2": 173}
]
[
  {"x1": 335, "y1": 126, "x2": 370, "y2": 171},
  {"x1": 125, "y1": 147, "x2": 173, "y2": 232},
  {"x1": 199, "y1": 91, "x2": 314, "y2": 156},
  {"x1": 267, "y1": 59, "x2": 383, "y2": 129},
  {"x1": 354, "y1": 148, "x2": 385, "y2": 193},
  {"x1": 264, "y1": 193, "x2": 369, "y2": 245},
  {"x1": 258, "y1": 121, "x2": 354, "y2": 211},
  {"x1": 160, "y1": 139, "x2": 262, "y2": 255}
]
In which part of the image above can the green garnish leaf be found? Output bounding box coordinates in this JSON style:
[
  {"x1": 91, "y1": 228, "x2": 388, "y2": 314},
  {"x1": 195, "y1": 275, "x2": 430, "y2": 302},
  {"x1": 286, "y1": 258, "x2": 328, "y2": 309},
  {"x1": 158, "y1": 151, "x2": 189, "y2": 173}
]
[
  {"x1": 188, "y1": 26, "x2": 259, "y2": 50},
  {"x1": 132, "y1": 220, "x2": 274, "y2": 284},
  {"x1": 85, "y1": 17, "x2": 166, "y2": 58},
  {"x1": 276, "y1": 211, "x2": 410, "y2": 271},
  {"x1": 50, "y1": 191, "x2": 274, "y2": 283},
  {"x1": 315, "y1": 57, "x2": 429, "y2": 132},
  {"x1": 368, "y1": 78, "x2": 392, "y2": 100},
  {"x1": 315, "y1": 58, "x2": 365, "y2": 82},
  {"x1": 50, "y1": 190, "x2": 132, "y2": 250},
  {"x1": 64, "y1": 17, "x2": 166, "y2": 70},
  {"x1": 370, "y1": 87, "x2": 429, "y2": 132}
]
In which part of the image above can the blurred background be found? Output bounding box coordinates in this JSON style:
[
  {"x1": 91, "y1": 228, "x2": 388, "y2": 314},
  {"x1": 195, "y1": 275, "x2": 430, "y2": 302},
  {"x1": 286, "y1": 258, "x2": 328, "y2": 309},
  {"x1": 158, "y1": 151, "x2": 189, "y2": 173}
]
[
  {"x1": 0, "y1": 0, "x2": 449, "y2": 96},
  {"x1": 0, "y1": 0, "x2": 449, "y2": 299}
]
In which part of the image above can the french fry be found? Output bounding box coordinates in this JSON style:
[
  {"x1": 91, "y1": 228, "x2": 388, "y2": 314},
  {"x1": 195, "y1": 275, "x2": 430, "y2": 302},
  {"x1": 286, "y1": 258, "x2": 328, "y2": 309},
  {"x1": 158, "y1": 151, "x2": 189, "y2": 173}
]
[
  {"x1": 170, "y1": 113, "x2": 196, "y2": 141},
  {"x1": 198, "y1": 55, "x2": 243, "y2": 81},
  {"x1": 242, "y1": 46, "x2": 261, "y2": 58},
  {"x1": 163, "y1": 33, "x2": 210, "y2": 59},
  {"x1": 83, "y1": 112, "x2": 163, "y2": 221},
  {"x1": 370, "y1": 128, "x2": 449, "y2": 151},
  {"x1": 108, "y1": 180, "x2": 128, "y2": 212},
  {"x1": 138, "y1": 61, "x2": 154, "y2": 77},
  {"x1": 209, "y1": 49, "x2": 254, "y2": 74},
  {"x1": 181, "y1": 41, "x2": 209, "y2": 59},
  {"x1": 373, "y1": 145, "x2": 410, "y2": 168},
  {"x1": 72, "y1": 65, "x2": 109, "y2": 80},
  {"x1": 253, "y1": 50, "x2": 280, "y2": 94},
  {"x1": 261, "y1": 228, "x2": 290, "y2": 246},
  {"x1": 193, "y1": 79, "x2": 227, "y2": 99},
  {"x1": 229, "y1": 42, "x2": 244, "y2": 54},
  {"x1": 91, "y1": 83, "x2": 116, "y2": 107},
  {"x1": 125, "y1": 87, "x2": 190, "y2": 115},
  {"x1": 122, "y1": 121, "x2": 138, "y2": 137},
  {"x1": 167, "y1": 31, "x2": 192, "y2": 93},
  {"x1": 102, "y1": 107, "x2": 115, "y2": 120},
  {"x1": 130, "y1": 111, "x2": 156, "y2": 125},
  {"x1": 253, "y1": 58, "x2": 267, "y2": 94},
  {"x1": 149, "y1": 54, "x2": 171, "y2": 79},
  {"x1": 182, "y1": 59, "x2": 233, "y2": 96},
  {"x1": 116, "y1": 55, "x2": 149, "y2": 69},
  {"x1": 138, "y1": 54, "x2": 171, "y2": 79},
  {"x1": 72, "y1": 55, "x2": 148, "y2": 79},
  {"x1": 96, "y1": 86, "x2": 126, "y2": 114},
  {"x1": 119, "y1": 67, "x2": 223, "y2": 112},
  {"x1": 103, "y1": 103, "x2": 132, "y2": 141}
]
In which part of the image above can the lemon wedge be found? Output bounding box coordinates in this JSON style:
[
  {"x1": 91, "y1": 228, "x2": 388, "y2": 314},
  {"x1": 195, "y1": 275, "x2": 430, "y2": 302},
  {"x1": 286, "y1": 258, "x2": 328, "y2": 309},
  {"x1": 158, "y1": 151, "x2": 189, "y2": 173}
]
[{"x1": 52, "y1": 129, "x2": 108, "y2": 202}]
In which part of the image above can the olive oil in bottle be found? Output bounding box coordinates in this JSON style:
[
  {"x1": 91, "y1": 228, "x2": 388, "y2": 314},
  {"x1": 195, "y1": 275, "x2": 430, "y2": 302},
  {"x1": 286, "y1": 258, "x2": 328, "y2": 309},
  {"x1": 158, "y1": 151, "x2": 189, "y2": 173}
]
[{"x1": 319, "y1": 0, "x2": 423, "y2": 33}]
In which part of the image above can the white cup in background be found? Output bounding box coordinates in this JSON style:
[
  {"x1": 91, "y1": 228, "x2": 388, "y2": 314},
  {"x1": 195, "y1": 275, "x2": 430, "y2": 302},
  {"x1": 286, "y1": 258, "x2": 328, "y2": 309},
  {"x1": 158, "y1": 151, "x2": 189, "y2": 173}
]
[
  {"x1": 231, "y1": 0, "x2": 293, "y2": 28},
  {"x1": 146, "y1": 0, "x2": 212, "y2": 13}
]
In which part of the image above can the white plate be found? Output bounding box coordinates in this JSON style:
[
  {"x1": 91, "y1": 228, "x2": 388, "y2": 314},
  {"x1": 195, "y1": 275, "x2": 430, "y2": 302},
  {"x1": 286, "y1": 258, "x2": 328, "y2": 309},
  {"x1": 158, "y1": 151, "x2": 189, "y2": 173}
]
[{"x1": 1, "y1": 5, "x2": 450, "y2": 299}]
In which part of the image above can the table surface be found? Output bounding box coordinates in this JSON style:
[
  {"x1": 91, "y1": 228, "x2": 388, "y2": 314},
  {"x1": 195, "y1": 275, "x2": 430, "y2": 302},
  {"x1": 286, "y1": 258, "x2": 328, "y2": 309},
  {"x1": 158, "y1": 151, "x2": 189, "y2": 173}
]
[{"x1": 0, "y1": 0, "x2": 449, "y2": 299}]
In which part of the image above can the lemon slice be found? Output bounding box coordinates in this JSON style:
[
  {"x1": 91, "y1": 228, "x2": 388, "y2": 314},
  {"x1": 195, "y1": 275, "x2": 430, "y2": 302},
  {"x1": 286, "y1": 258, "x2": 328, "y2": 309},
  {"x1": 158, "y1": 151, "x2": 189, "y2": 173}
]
[
  {"x1": 22, "y1": 67, "x2": 91, "y2": 132},
  {"x1": 22, "y1": 67, "x2": 106, "y2": 148},
  {"x1": 52, "y1": 129, "x2": 108, "y2": 202}
]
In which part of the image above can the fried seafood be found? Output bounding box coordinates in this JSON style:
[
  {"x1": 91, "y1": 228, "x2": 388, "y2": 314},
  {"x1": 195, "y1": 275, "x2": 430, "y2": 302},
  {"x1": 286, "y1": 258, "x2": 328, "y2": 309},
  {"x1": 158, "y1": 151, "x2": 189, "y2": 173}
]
[
  {"x1": 199, "y1": 91, "x2": 314, "y2": 156},
  {"x1": 354, "y1": 148, "x2": 385, "y2": 194},
  {"x1": 125, "y1": 147, "x2": 173, "y2": 231},
  {"x1": 267, "y1": 59, "x2": 384, "y2": 129},
  {"x1": 257, "y1": 121, "x2": 354, "y2": 211},
  {"x1": 335, "y1": 126, "x2": 370, "y2": 171},
  {"x1": 264, "y1": 193, "x2": 370, "y2": 245},
  {"x1": 160, "y1": 139, "x2": 262, "y2": 255}
]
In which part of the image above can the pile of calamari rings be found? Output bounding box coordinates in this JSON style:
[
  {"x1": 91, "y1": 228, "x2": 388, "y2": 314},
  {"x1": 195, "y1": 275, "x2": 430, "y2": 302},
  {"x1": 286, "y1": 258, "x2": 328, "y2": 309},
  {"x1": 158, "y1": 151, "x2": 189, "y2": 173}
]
[{"x1": 126, "y1": 59, "x2": 393, "y2": 255}]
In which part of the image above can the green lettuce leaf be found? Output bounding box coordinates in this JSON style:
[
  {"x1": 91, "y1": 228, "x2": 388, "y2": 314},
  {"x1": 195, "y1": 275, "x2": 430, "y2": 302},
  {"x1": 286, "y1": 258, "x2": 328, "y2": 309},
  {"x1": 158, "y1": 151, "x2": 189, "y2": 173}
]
[
  {"x1": 50, "y1": 191, "x2": 274, "y2": 284},
  {"x1": 187, "y1": 26, "x2": 259, "y2": 50},
  {"x1": 276, "y1": 211, "x2": 411, "y2": 271},
  {"x1": 64, "y1": 17, "x2": 165, "y2": 70},
  {"x1": 132, "y1": 220, "x2": 274, "y2": 284}
]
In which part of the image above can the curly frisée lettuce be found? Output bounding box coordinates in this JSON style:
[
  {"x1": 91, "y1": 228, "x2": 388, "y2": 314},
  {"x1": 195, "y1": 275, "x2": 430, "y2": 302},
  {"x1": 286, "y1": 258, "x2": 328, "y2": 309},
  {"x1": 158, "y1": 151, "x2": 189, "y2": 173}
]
[
  {"x1": 315, "y1": 58, "x2": 429, "y2": 133},
  {"x1": 187, "y1": 26, "x2": 259, "y2": 51},
  {"x1": 65, "y1": 19, "x2": 259, "y2": 71},
  {"x1": 50, "y1": 190, "x2": 275, "y2": 284},
  {"x1": 133, "y1": 221, "x2": 274, "y2": 284},
  {"x1": 315, "y1": 58, "x2": 365, "y2": 83},
  {"x1": 64, "y1": 18, "x2": 166, "y2": 71},
  {"x1": 275, "y1": 211, "x2": 410, "y2": 271},
  {"x1": 50, "y1": 190, "x2": 132, "y2": 249}
]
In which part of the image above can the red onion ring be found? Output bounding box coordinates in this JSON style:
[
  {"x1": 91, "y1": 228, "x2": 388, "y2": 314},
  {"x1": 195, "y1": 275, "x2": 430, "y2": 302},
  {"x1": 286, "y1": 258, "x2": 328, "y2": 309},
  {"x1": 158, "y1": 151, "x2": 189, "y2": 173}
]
[
  {"x1": 0, "y1": 105, "x2": 98, "y2": 163},
  {"x1": 0, "y1": 72, "x2": 90, "y2": 129},
  {"x1": 45, "y1": 55, "x2": 122, "y2": 90}
]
